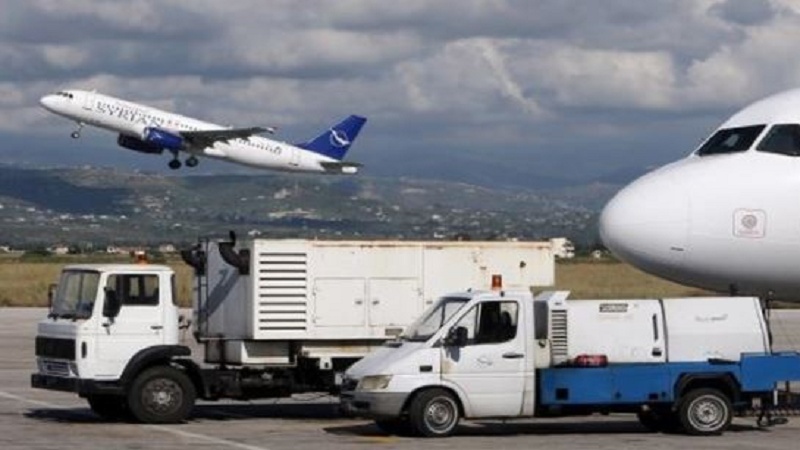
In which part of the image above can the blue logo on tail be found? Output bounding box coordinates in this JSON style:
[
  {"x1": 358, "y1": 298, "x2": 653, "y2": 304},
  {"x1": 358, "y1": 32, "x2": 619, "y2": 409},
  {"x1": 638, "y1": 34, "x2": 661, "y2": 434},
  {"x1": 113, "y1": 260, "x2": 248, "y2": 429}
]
[{"x1": 297, "y1": 115, "x2": 366, "y2": 160}]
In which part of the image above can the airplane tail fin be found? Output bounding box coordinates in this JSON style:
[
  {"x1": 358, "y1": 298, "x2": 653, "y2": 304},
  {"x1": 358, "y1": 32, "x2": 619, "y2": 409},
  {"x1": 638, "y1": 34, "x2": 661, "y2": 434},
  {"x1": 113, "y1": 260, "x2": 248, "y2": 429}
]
[{"x1": 296, "y1": 115, "x2": 367, "y2": 160}]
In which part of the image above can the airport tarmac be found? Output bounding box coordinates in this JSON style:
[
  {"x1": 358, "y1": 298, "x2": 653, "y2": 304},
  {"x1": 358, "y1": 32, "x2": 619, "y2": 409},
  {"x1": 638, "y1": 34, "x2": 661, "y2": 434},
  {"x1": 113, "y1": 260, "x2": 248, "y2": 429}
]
[{"x1": 2, "y1": 307, "x2": 800, "y2": 450}]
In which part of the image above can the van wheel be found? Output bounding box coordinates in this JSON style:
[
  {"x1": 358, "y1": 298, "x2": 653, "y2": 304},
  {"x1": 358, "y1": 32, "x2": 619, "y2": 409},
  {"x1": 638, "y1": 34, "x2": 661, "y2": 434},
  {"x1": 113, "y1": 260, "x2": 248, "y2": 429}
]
[
  {"x1": 87, "y1": 394, "x2": 129, "y2": 421},
  {"x1": 127, "y1": 366, "x2": 195, "y2": 424},
  {"x1": 409, "y1": 389, "x2": 460, "y2": 437},
  {"x1": 678, "y1": 388, "x2": 732, "y2": 436}
]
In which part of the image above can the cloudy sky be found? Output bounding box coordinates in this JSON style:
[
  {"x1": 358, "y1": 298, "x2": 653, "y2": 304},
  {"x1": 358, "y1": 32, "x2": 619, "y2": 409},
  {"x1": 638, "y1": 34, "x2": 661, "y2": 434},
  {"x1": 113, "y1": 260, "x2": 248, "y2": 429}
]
[{"x1": 2, "y1": 0, "x2": 800, "y2": 186}]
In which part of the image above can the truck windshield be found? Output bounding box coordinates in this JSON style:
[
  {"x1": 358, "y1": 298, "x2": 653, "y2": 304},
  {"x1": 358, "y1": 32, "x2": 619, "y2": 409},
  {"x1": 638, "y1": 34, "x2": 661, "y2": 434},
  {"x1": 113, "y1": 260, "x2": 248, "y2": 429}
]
[
  {"x1": 402, "y1": 297, "x2": 469, "y2": 342},
  {"x1": 51, "y1": 270, "x2": 100, "y2": 319}
]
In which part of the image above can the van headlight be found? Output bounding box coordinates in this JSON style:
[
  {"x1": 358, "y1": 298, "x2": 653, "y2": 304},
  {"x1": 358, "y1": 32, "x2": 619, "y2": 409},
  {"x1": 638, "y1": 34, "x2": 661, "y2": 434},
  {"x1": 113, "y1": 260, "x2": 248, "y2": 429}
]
[{"x1": 357, "y1": 375, "x2": 393, "y2": 391}]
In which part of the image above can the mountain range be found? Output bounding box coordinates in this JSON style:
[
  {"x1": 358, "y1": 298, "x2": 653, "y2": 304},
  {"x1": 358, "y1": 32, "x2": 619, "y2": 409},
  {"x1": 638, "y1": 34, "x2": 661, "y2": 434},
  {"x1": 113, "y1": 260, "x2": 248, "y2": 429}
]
[{"x1": 0, "y1": 164, "x2": 636, "y2": 248}]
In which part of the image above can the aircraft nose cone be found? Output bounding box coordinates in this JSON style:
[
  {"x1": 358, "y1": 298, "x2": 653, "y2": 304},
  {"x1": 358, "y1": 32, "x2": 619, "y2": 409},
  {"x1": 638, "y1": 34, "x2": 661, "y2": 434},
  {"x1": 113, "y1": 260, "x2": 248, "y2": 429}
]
[
  {"x1": 599, "y1": 171, "x2": 689, "y2": 276},
  {"x1": 39, "y1": 95, "x2": 57, "y2": 111}
]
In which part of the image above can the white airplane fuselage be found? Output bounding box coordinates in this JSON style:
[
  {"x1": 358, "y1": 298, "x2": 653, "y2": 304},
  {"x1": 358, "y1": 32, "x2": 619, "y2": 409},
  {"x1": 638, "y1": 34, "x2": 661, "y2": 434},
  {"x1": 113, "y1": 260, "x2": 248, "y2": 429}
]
[
  {"x1": 600, "y1": 88, "x2": 800, "y2": 300},
  {"x1": 40, "y1": 90, "x2": 364, "y2": 174}
]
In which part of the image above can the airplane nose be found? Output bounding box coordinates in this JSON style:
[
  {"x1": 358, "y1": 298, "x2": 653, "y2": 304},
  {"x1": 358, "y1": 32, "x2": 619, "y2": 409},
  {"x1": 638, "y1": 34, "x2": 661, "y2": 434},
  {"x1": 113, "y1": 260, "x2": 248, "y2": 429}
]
[
  {"x1": 599, "y1": 171, "x2": 689, "y2": 276},
  {"x1": 39, "y1": 95, "x2": 57, "y2": 111}
]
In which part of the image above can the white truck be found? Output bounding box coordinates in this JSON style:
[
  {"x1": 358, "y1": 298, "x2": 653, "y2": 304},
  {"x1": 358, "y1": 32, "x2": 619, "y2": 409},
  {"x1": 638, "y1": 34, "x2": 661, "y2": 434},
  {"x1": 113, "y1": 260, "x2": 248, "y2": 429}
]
[
  {"x1": 341, "y1": 289, "x2": 800, "y2": 437},
  {"x1": 31, "y1": 235, "x2": 554, "y2": 423}
]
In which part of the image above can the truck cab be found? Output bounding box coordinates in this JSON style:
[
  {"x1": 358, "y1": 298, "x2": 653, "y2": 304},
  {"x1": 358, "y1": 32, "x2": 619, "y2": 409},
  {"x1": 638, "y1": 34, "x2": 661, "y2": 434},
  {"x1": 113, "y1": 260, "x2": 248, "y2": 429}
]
[
  {"x1": 32, "y1": 264, "x2": 188, "y2": 421},
  {"x1": 341, "y1": 289, "x2": 800, "y2": 437}
]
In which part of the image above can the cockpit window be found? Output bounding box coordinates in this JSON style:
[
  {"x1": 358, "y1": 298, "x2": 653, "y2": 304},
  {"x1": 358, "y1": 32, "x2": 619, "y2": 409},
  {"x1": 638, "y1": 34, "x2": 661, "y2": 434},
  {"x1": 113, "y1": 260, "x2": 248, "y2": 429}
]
[
  {"x1": 757, "y1": 124, "x2": 800, "y2": 157},
  {"x1": 55, "y1": 91, "x2": 74, "y2": 99},
  {"x1": 696, "y1": 125, "x2": 765, "y2": 156}
]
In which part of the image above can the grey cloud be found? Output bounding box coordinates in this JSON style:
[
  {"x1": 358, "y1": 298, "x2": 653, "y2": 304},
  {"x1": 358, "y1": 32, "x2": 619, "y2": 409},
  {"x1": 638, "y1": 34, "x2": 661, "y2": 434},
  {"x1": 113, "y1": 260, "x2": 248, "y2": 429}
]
[
  {"x1": 0, "y1": 0, "x2": 221, "y2": 44},
  {"x1": 5, "y1": 0, "x2": 800, "y2": 185},
  {"x1": 709, "y1": 0, "x2": 776, "y2": 26}
]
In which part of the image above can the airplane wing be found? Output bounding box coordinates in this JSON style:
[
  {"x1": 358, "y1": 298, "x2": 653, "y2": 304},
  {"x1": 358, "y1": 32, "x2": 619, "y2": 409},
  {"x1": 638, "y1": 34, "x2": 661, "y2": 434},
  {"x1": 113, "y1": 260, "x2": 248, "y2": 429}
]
[
  {"x1": 320, "y1": 161, "x2": 362, "y2": 174},
  {"x1": 181, "y1": 126, "x2": 276, "y2": 148}
]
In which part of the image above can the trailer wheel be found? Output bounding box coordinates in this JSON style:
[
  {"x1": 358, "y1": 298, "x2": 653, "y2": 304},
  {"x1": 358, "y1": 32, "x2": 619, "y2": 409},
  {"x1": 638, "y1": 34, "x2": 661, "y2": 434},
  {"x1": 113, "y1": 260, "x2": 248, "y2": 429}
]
[
  {"x1": 409, "y1": 388, "x2": 460, "y2": 437},
  {"x1": 87, "y1": 394, "x2": 130, "y2": 421},
  {"x1": 678, "y1": 388, "x2": 732, "y2": 436},
  {"x1": 127, "y1": 366, "x2": 195, "y2": 424}
]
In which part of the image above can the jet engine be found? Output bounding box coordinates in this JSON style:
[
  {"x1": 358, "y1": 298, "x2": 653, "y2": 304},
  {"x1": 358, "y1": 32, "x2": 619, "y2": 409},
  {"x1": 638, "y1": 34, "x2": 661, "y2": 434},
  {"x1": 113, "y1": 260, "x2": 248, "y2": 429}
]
[
  {"x1": 141, "y1": 127, "x2": 184, "y2": 150},
  {"x1": 117, "y1": 134, "x2": 164, "y2": 154}
]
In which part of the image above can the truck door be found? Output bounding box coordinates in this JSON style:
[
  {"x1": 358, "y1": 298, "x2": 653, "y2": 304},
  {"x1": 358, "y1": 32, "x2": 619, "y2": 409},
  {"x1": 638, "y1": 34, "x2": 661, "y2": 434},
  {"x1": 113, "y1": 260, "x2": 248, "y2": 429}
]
[
  {"x1": 93, "y1": 273, "x2": 166, "y2": 379},
  {"x1": 441, "y1": 299, "x2": 526, "y2": 417}
]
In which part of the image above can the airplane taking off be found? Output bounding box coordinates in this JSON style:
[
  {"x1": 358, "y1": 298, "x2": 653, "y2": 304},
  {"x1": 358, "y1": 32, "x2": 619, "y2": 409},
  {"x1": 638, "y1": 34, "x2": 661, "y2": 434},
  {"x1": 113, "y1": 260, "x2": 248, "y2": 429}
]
[
  {"x1": 39, "y1": 90, "x2": 366, "y2": 174},
  {"x1": 600, "y1": 88, "x2": 800, "y2": 301}
]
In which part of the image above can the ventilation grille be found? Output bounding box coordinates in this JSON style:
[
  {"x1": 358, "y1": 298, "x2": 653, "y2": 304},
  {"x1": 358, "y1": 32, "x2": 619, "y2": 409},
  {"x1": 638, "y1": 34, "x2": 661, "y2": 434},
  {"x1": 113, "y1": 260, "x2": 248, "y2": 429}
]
[
  {"x1": 550, "y1": 309, "x2": 568, "y2": 365},
  {"x1": 256, "y1": 252, "x2": 308, "y2": 332}
]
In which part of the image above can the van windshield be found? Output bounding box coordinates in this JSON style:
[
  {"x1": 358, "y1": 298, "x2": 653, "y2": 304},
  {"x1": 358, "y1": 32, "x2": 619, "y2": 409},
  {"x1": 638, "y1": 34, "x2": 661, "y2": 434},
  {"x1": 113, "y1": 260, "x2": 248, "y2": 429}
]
[
  {"x1": 51, "y1": 270, "x2": 100, "y2": 319},
  {"x1": 402, "y1": 297, "x2": 469, "y2": 342}
]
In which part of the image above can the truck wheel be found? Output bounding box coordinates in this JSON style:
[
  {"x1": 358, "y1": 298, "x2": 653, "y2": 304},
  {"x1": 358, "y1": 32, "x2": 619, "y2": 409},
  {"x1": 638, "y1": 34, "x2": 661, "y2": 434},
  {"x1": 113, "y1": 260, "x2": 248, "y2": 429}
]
[
  {"x1": 127, "y1": 366, "x2": 195, "y2": 424},
  {"x1": 374, "y1": 418, "x2": 411, "y2": 436},
  {"x1": 409, "y1": 388, "x2": 460, "y2": 437},
  {"x1": 87, "y1": 394, "x2": 130, "y2": 421},
  {"x1": 678, "y1": 388, "x2": 732, "y2": 436}
]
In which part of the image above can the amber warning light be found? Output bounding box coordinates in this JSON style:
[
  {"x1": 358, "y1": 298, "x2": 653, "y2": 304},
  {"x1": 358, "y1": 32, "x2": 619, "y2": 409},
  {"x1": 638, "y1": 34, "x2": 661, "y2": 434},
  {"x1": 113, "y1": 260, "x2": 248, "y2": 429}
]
[
  {"x1": 133, "y1": 251, "x2": 148, "y2": 264},
  {"x1": 491, "y1": 274, "x2": 502, "y2": 290}
]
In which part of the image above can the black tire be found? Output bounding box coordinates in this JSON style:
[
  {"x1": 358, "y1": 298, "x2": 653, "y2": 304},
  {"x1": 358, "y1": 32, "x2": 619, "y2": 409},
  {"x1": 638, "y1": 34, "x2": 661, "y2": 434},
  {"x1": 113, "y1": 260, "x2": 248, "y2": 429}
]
[
  {"x1": 678, "y1": 388, "x2": 732, "y2": 436},
  {"x1": 374, "y1": 418, "x2": 412, "y2": 436},
  {"x1": 127, "y1": 365, "x2": 195, "y2": 424},
  {"x1": 408, "y1": 388, "x2": 460, "y2": 438},
  {"x1": 87, "y1": 394, "x2": 129, "y2": 421}
]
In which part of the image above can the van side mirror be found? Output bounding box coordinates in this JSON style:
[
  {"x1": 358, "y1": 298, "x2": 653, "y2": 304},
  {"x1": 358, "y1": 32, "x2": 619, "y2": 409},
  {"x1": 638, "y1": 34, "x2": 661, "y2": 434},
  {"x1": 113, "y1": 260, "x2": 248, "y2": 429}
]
[
  {"x1": 103, "y1": 288, "x2": 121, "y2": 319},
  {"x1": 444, "y1": 326, "x2": 469, "y2": 347}
]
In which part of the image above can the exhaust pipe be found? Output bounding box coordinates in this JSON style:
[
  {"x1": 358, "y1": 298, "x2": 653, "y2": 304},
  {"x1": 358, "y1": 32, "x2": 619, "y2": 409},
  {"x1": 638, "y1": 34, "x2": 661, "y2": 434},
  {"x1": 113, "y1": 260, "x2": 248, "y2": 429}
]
[
  {"x1": 180, "y1": 245, "x2": 206, "y2": 275},
  {"x1": 218, "y1": 230, "x2": 250, "y2": 275}
]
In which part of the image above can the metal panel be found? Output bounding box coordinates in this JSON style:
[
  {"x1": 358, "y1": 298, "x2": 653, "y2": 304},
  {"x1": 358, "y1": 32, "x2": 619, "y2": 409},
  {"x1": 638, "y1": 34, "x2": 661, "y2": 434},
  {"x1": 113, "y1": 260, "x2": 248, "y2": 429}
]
[
  {"x1": 367, "y1": 278, "x2": 422, "y2": 328},
  {"x1": 314, "y1": 278, "x2": 366, "y2": 328},
  {"x1": 662, "y1": 297, "x2": 768, "y2": 362},
  {"x1": 567, "y1": 299, "x2": 666, "y2": 364}
]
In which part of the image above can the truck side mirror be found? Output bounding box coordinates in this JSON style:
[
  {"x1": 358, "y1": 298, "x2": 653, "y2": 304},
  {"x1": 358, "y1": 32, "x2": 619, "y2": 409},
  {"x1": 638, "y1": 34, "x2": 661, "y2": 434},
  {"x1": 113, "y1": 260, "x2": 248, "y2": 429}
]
[
  {"x1": 103, "y1": 288, "x2": 121, "y2": 319},
  {"x1": 445, "y1": 326, "x2": 469, "y2": 347},
  {"x1": 47, "y1": 284, "x2": 57, "y2": 310}
]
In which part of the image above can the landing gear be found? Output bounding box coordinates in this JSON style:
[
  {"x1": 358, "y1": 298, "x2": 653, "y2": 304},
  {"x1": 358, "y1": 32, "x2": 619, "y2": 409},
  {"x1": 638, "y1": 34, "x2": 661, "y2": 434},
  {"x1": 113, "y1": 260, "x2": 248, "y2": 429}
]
[
  {"x1": 168, "y1": 159, "x2": 182, "y2": 170},
  {"x1": 70, "y1": 123, "x2": 84, "y2": 139},
  {"x1": 185, "y1": 156, "x2": 199, "y2": 168}
]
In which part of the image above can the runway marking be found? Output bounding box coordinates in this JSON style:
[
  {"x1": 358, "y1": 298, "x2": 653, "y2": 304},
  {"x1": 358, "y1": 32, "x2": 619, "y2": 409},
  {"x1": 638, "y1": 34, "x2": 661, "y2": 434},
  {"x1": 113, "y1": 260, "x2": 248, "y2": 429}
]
[
  {"x1": 145, "y1": 425, "x2": 272, "y2": 450},
  {"x1": 0, "y1": 390, "x2": 272, "y2": 450},
  {"x1": 0, "y1": 390, "x2": 83, "y2": 409}
]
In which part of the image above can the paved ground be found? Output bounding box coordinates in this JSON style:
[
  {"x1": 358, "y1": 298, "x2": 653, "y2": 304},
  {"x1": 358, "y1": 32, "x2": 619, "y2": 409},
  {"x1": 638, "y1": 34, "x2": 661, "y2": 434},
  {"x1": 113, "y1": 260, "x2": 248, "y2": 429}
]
[{"x1": 2, "y1": 307, "x2": 800, "y2": 450}]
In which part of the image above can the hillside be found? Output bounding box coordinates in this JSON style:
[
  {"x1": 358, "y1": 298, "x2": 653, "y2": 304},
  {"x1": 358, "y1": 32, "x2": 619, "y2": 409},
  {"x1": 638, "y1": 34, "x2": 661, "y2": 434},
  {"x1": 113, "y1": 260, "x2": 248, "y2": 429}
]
[{"x1": 0, "y1": 165, "x2": 621, "y2": 248}]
